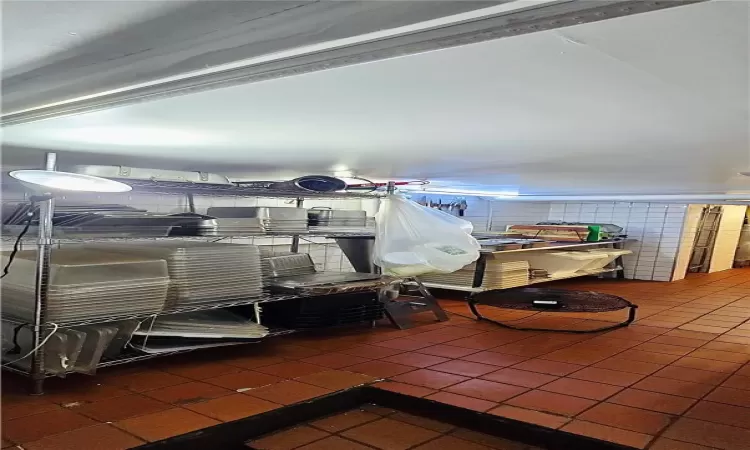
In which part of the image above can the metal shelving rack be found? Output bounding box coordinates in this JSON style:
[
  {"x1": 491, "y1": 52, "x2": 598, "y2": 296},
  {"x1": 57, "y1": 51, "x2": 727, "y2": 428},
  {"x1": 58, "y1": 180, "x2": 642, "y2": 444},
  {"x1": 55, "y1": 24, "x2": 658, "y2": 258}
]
[
  {"x1": 419, "y1": 239, "x2": 631, "y2": 293},
  {"x1": 1, "y1": 153, "x2": 386, "y2": 394}
]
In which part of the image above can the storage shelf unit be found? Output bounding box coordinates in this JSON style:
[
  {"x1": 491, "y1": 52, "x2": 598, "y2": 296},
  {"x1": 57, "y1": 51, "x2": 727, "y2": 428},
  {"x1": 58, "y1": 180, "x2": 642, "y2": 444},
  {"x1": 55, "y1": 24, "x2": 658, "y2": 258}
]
[
  {"x1": 1, "y1": 225, "x2": 377, "y2": 240},
  {"x1": 118, "y1": 178, "x2": 383, "y2": 199},
  {"x1": 1, "y1": 328, "x2": 298, "y2": 378},
  {"x1": 0, "y1": 154, "x2": 387, "y2": 394},
  {"x1": 421, "y1": 266, "x2": 625, "y2": 293},
  {"x1": 478, "y1": 239, "x2": 633, "y2": 255},
  {"x1": 0, "y1": 292, "x2": 311, "y2": 328},
  {"x1": 418, "y1": 239, "x2": 632, "y2": 293}
]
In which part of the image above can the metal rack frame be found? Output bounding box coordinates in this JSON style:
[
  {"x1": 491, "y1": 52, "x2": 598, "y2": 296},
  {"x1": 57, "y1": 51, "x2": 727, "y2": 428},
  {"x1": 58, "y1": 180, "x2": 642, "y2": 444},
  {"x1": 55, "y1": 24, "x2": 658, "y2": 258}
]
[
  {"x1": 114, "y1": 178, "x2": 384, "y2": 199},
  {"x1": 438, "y1": 239, "x2": 631, "y2": 294},
  {"x1": 2, "y1": 152, "x2": 387, "y2": 394},
  {"x1": 436, "y1": 239, "x2": 635, "y2": 333}
]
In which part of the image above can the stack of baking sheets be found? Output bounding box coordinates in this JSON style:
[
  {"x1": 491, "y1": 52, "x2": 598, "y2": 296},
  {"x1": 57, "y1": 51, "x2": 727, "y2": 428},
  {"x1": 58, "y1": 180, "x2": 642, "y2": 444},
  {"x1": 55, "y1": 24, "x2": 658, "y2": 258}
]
[
  {"x1": 0, "y1": 249, "x2": 169, "y2": 323},
  {"x1": 129, "y1": 310, "x2": 268, "y2": 353},
  {"x1": 207, "y1": 207, "x2": 308, "y2": 234},
  {"x1": 308, "y1": 212, "x2": 374, "y2": 235},
  {"x1": 261, "y1": 253, "x2": 317, "y2": 281},
  {"x1": 88, "y1": 242, "x2": 264, "y2": 306},
  {"x1": 169, "y1": 217, "x2": 265, "y2": 237},
  {"x1": 2, "y1": 203, "x2": 201, "y2": 237},
  {"x1": 269, "y1": 272, "x2": 384, "y2": 295},
  {"x1": 261, "y1": 252, "x2": 384, "y2": 294},
  {"x1": 508, "y1": 224, "x2": 590, "y2": 242},
  {"x1": 420, "y1": 260, "x2": 530, "y2": 290}
]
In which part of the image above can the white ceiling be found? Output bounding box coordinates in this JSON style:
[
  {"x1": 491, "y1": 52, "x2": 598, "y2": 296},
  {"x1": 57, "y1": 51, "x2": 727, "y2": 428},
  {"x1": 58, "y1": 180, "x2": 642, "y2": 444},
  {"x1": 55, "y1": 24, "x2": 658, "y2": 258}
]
[
  {"x1": 1, "y1": 0, "x2": 191, "y2": 73},
  {"x1": 1, "y1": 0, "x2": 498, "y2": 113},
  {"x1": 3, "y1": 1, "x2": 749, "y2": 195}
]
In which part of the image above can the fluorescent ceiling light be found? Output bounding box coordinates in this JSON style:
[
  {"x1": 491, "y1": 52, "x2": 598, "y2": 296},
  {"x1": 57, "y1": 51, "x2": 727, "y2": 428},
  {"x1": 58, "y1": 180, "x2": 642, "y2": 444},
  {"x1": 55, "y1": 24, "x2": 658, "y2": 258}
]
[
  {"x1": 9, "y1": 170, "x2": 132, "y2": 193},
  {"x1": 331, "y1": 165, "x2": 354, "y2": 178},
  {"x1": 404, "y1": 187, "x2": 519, "y2": 198}
]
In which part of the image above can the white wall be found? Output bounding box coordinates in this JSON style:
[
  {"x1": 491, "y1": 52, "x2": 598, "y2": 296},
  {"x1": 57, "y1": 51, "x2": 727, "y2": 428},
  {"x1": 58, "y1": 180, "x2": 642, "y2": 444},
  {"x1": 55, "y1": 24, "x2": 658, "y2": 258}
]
[
  {"x1": 547, "y1": 202, "x2": 687, "y2": 281},
  {"x1": 491, "y1": 202, "x2": 552, "y2": 232},
  {"x1": 405, "y1": 194, "x2": 492, "y2": 232},
  {"x1": 403, "y1": 194, "x2": 552, "y2": 233},
  {"x1": 709, "y1": 205, "x2": 746, "y2": 272},
  {"x1": 6, "y1": 186, "x2": 723, "y2": 281}
]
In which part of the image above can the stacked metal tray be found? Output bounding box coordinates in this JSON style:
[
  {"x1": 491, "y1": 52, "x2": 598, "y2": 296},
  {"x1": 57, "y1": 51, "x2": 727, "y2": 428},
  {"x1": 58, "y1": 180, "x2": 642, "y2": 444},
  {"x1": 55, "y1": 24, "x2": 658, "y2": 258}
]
[
  {"x1": 261, "y1": 252, "x2": 383, "y2": 294},
  {"x1": 0, "y1": 249, "x2": 170, "y2": 323},
  {"x1": 88, "y1": 242, "x2": 264, "y2": 306},
  {"x1": 270, "y1": 272, "x2": 383, "y2": 291},
  {"x1": 307, "y1": 208, "x2": 367, "y2": 227},
  {"x1": 207, "y1": 207, "x2": 308, "y2": 234},
  {"x1": 128, "y1": 311, "x2": 267, "y2": 353},
  {"x1": 168, "y1": 217, "x2": 265, "y2": 237},
  {"x1": 261, "y1": 253, "x2": 317, "y2": 281},
  {"x1": 133, "y1": 311, "x2": 268, "y2": 340},
  {"x1": 420, "y1": 260, "x2": 530, "y2": 290}
]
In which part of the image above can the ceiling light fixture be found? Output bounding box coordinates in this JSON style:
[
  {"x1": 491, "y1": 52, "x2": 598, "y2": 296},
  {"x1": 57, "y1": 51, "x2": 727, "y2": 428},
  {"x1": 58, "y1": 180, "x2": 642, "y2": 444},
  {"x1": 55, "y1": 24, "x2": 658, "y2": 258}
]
[
  {"x1": 402, "y1": 187, "x2": 519, "y2": 198},
  {"x1": 4, "y1": 164, "x2": 132, "y2": 281},
  {"x1": 332, "y1": 165, "x2": 354, "y2": 178},
  {"x1": 9, "y1": 170, "x2": 132, "y2": 193}
]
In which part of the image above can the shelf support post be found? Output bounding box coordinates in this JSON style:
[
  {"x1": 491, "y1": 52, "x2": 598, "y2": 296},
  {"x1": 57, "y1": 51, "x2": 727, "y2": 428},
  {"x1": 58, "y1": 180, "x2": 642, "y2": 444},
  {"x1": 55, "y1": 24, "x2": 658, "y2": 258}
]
[
  {"x1": 30, "y1": 152, "x2": 56, "y2": 395},
  {"x1": 290, "y1": 197, "x2": 304, "y2": 253}
]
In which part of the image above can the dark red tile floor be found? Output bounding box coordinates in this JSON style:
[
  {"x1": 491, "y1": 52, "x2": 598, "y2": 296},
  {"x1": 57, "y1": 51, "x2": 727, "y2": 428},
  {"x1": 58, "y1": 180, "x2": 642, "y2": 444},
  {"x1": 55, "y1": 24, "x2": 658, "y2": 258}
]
[
  {"x1": 5, "y1": 269, "x2": 750, "y2": 449},
  {"x1": 246, "y1": 404, "x2": 541, "y2": 449}
]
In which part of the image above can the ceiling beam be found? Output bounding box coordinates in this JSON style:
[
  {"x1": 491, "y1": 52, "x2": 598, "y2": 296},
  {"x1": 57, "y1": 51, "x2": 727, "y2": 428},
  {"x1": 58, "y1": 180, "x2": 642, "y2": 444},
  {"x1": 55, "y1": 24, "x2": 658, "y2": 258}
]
[
  {"x1": 2, "y1": 0, "x2": 705, "y2": 126},
  {"x1": 2, "y1": 1, "x2": 500, "y2": 116}
]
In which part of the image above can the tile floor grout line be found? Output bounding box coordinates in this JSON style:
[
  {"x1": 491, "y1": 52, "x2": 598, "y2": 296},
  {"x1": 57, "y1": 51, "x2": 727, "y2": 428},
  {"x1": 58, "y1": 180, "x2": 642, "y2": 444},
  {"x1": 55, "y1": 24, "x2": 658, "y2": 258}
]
[
  {"x1": 370, "y1": 308, "x2": 679, "y2": 425},
  {"x1": 638, "y1": 285, "x2": 750, "y2": 449},
  {"x1": 381, "y1": 283, "x2": 750, "y2": 445},
  {"x1": 7, "y1": 272, "x2": 750, "y2": 449},
  {"x1": 102, "y1": 421, "x2": 151, "y2": 448}
]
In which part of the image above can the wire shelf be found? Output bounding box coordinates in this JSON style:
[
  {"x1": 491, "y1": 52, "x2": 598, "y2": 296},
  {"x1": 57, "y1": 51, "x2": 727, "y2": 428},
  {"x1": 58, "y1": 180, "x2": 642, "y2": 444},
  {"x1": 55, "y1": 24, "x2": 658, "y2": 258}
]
[
  {"x1": 0, "y1": 159, "x2": 388, "y2": 392},
  {"x1": 3, "y1": 328, "x2": 297, "y2": 378},
  {"x1": 1, "y1": 293, "x2": 297, "y2": 327},
  {"x1": 96, "y1": 328, "x2": 296, "y2": 368},
  {"x1": 417, "y1": 266, "x2": 624, "y2": 293},
  {"x1": 1, "y1": 225, "x2": 375, "y2": 241},
  {"x1": 120, "y1": 179, "x2": 384, "y2": 199},
  {"x1": 0, "y1": 284, "x2": 390, "y2": 328}
]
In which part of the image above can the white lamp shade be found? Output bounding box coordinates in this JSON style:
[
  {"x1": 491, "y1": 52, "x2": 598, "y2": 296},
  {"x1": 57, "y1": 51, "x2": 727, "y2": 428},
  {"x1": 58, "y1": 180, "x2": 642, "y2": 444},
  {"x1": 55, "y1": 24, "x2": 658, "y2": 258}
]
[{"x1": 9, "y1": 170, "x2": 132, "y2": 193}]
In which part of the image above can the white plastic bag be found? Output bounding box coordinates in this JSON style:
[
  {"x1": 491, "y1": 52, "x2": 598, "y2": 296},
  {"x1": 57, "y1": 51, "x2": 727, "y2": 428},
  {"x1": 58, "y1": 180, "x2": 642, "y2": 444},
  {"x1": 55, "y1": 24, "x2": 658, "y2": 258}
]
[{"x1": 373, "y1": 195, "x2": 481, "y2": 276}]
